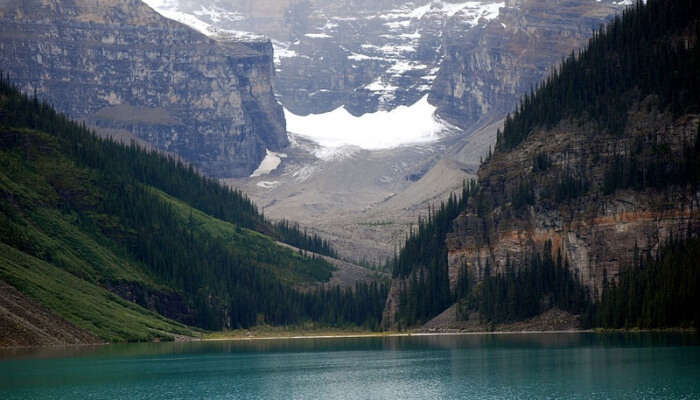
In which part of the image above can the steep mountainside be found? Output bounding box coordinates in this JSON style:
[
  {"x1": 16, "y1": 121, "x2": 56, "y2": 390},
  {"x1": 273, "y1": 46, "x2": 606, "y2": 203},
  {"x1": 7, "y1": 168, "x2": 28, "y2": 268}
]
[
  {"x1": 384, "y1": 0, "x2": 700, "y2": 329},
  {"x1": 142, "y1": 0, "x2": 625, "y2": 267},
  {"x1": 0, "y1": 78, "x2": 387, "y2": 343},
  {"x1": 430, "y1": 0, "x2": 621, "y2": 129},
  {"x1": 143, "y1": 0, "x2": 623, "y2": 117},
  {"x1": 0, "y1": 0, "x2": 287, "y2": 178}
]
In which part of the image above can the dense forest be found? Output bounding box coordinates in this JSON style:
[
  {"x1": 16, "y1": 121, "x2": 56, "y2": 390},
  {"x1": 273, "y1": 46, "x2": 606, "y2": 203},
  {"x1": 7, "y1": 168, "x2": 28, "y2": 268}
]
[
  {"x1": 390, "y1": 180, "x2": 478, "y2": 326},
  {"x1": 596, "y1": 236, "x2": 700, "y2": 329},
  {"x1": 390, "y1": 0, "x2": 700, "y2": 330},
  {"x1": 497, "y1": 0, "x2": 700, "y2": 151},
  {"x1": 0, "y1": 74, "x2": 386, "y2": 336},
  {"x1": 458, "y1": 241, "x2": 591, "y2": 325}
]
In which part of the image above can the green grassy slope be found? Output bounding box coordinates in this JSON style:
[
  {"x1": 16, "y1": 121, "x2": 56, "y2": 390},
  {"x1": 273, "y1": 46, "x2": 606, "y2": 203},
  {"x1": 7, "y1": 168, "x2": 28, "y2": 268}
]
[
  {"x1": 150, "y1": 187, "x2": 333, "y2": 285},
  {"x1": 0, "y1": 242, "x2": 197, "y2": 342},
  {"x1": 0, "y1": 73, "x2": 350, "y2": 339},
  {"x1": 0, "y1": 73, "x2": 390, "y2": 339}
]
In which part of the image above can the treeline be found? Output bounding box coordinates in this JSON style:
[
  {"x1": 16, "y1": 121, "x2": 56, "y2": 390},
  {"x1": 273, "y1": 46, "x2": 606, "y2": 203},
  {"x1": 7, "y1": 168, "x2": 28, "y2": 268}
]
[
  {"x1": 0, "y1": 75, "x2": 386, "y2": 330},
  {"x1": 456, "y1": 241, "x2": 590, "y2": 324},
  {"x1": 0, "y1": 71, "x2": 338, "y2": 259},
  {"x1": 497, "y1": 0, "x2": 700, "y2": 151},
  {"x1": 390, "y1": 180, "x2": 479, "y2": 325},
  {"x1": 388, "y1": 0, "x2": 700, "y2": 330},
  {"x1": 596, "y1": 236, "x2": 700, "y2": 329},
  {"x1": 302, "y1": 281, "x2": 389, "y2": 330},
  {"x1": 511, "y1": 125, "x2": 700, "y2": 209},
  {"x1": 274, "y1": 219, "x2": 337, "y2": 259},
  {"x1": 392, "y1": 180, "x2": 478, "y2": 278},
  {"x1": 602, "y1": 124, "x2": 700, "y2": 194}
]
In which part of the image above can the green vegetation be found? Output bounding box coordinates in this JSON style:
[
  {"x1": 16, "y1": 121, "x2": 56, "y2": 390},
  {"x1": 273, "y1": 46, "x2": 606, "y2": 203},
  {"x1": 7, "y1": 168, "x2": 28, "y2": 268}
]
[
  {"x1": 0, "y1": 242, "x2": 197, "y2": 342},
  {"x1": 390, "y1": 0, "x2": 700, "y2": 329},
  {"x1": 0, "y1": 75, "x2": 387, "y2": 339},
  {"x1": 497, "y1": 0, "x2": 700, "y2": 151},
  {"x1": 273, "y1": 219, "x2": 338, "y2": 259},
  {"x1": 457, "y1": 241, "x2": 590, "y2": 324},
  {"x1": 601, "y1": 123, "x2": 700, "y2": 194},
  {"x1": 596, "y1": 236, "x2": 700, "y2": 330},
  {"x1": 390, "y1": 180, "x2": 478, "y2": 326}
]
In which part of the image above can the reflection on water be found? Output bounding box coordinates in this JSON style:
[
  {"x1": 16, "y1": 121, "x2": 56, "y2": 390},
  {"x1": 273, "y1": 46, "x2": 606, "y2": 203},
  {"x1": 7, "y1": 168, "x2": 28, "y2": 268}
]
[{"x1": 1, "y1": 332, "x2": 699, "y2": 399}]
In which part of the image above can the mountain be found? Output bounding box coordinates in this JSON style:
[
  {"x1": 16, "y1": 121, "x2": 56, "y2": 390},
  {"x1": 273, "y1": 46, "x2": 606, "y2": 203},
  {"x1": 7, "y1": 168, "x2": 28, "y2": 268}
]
[
  {"x1": 155, "y1": 0, "x2": 625, "y2": 266},
  {"x1": 385, "y1": 0, "x2": 700, "y2": 330},
  {"x1": 142, "y1": 0, "x2": 624, "y2": 118},
  {"x1": 429, "y1": 0, "x2": 623, "y2": 129},
  {"x1": 0, "y1": 0, "x2": 628, "y2": 267},
  {"x1": 0, "y1": 77, "x2": 387, "y2": 345},
  {"x1": 0, "y1": 0, "x2": 286, "y2": 178}
]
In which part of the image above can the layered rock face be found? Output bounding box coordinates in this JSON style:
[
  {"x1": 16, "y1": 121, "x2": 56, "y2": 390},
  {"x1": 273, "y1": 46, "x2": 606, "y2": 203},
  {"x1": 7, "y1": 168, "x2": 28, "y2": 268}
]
[
  {"x1": 430, "y1": 0, "x2": 620, "y2": 129},
  {"x1": 0, "y1": 0, "x2": 287, "y2": 178},
  {"x1": 447, "y1": 106, "x2": 700, "y2": 297},
  {"x1": 142, "y1": 0, "x2": 623, "y2": 127}
]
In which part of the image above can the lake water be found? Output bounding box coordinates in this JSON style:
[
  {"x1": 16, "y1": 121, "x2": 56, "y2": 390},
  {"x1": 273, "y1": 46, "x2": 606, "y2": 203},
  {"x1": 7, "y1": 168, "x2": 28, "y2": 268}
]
[{"x1": 1, "y1": 333, "x2": 699, "y2": 399}]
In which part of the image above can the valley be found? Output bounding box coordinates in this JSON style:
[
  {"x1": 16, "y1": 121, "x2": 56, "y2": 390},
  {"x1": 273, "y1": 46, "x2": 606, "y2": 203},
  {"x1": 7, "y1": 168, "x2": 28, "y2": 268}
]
[
  {"x1": 139, "y1": 0, "x2": 628, "y2": 264},
  {"x1": 0, "y1": 0, "x2": 698, "y2": 349}
]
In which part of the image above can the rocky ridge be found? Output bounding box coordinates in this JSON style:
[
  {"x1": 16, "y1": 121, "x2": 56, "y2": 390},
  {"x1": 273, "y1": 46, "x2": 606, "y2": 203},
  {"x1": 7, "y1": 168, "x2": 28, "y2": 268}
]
[
  {"x1": 430, "y1": 0, "x2": 622, "y2": 129},
  {"x1": 0, "y1": 0, "x2": 287, "y2": 178},
  {"x1": 175, "y1": 0, "x2": 625, "y2": 265},
  {"x1": 448, "y1": 108, "x2": 700, "y2": 297},
  {"x1": 143, "y1": 0, "x2": 624, "y2": 121}
]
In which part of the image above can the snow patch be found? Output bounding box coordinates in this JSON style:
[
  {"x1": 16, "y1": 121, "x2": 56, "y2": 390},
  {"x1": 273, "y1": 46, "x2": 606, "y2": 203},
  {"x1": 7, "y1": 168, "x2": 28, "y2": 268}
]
[
  {"x1": 250, "y1": 150, "x2": 286, "y2": 177},
  {"x1": 192, "y1": 6, "x2": 244, "y2": 23},
  {"x1": 365, "y1": 78, "x2": 398, "y2": 92},
  {"x1": 378, "y1": 1, "x2": 505, "y2": 24},
  {"x1": 256, "y1": 181, "x2": 280, "y2": 189},
  {"x1": 384, "y1": 20, "x2": 412, "y2": 29},
  {"x1": 142, "y1": 0, "x2": 264, "y2": 40},
  {"x1": 348, "y1": 53, "x2": 387, "y2": 62},
  {"x1": 284, "y1": 95, "x2": 445, "y2": 155},
  {"x1": 322, "y1": 21, "x2": 339, "y2": 30},
  {"x1": 144, "y1": 3, "x2": 212, "y2": 35},
  {"x1": 272, "y1": 41, "x2": 304, "y2": 64},
  {"x1": 388, "y1": 61, "x2": 427, "y2": 75},
  {"x1": 304, "y1": 33, "x2": 332, "y2": 39}
]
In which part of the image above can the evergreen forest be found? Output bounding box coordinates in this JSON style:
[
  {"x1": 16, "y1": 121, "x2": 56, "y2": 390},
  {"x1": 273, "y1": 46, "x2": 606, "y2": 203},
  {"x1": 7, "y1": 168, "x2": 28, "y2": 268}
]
[{"x1": 0, "y1": 75, "x2": 387, "y2": 339}]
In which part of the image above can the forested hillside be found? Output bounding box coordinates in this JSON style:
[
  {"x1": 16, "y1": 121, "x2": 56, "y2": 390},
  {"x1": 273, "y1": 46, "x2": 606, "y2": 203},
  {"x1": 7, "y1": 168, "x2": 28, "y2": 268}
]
[
  {"x1": 0, "y1": 76, "x2": 387, "y2": 342},
  {"x1": 385, "y1": 0, "x2": 700, "y2": 330}
]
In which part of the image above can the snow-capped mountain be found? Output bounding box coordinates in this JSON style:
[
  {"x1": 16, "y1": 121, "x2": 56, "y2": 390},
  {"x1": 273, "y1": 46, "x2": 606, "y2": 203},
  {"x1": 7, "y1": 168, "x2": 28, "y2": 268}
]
[
  {"x1": 141, "y1": 0, "x2": 629, "y2": 263},
  {"x1": 141, "y1": 1, "x2": 508, "y2": 117}
]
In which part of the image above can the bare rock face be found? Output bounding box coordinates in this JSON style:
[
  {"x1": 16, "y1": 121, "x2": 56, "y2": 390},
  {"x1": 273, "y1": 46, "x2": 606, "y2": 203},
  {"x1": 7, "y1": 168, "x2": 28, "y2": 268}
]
[
  {"x1": 430, "y1": 0, "x2": 621, "y2": 130},
  {"x1": 0, "y1": 0, "x2": 287, "y2": 178},
  {"x1": 447, "y1": 105, "x2": 700, "y2": 298}
]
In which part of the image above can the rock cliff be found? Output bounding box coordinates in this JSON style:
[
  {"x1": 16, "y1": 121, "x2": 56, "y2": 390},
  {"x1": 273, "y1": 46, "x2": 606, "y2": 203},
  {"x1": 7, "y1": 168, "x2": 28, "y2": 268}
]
[
  {"x1": 447, "y1": 106, "x2": 700, "y2": 298},
  {"x1": 430, "y1": 0, "x2": 620, "y2": 129},
  {"x1": 383, "y1": 0, "x2": 700, "y2": 328},
  {"x1": 143, "y1": 1, "x2": 623, "y2": 117},
  {"x1": 0, "y1": 0, "x2": 287, "y2": 178}
]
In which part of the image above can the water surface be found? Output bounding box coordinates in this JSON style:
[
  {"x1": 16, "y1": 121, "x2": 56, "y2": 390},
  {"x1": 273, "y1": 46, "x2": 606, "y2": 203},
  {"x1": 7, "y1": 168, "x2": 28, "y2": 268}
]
[{"x1": 1, "y1": 332, "x2": 699, "y2": 399}]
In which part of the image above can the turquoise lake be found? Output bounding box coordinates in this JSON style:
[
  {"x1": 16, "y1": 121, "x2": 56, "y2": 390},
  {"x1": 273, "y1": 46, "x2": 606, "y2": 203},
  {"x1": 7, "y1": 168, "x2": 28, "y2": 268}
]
[{"x1": 1, "y1": 333, "x2": 699, "y2": 399}]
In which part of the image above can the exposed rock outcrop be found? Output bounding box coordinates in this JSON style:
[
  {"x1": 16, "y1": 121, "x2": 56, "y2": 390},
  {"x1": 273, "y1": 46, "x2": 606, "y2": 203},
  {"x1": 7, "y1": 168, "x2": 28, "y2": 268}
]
[
  {"x1": 0, "y1": 0, "x2": 287, "y2": 178},
  {"x1": 104, "y1": 280, "x2": 197, "y2": 326},
  {"x1": 0, "y1": 281, "x2": 101, "y2": 347},
  {"x1": 447, "y1": 107, "x2": 700, "y2": 297},
  {"x1": 430, "y1": 0, "x2": 620, "y2": 129}
]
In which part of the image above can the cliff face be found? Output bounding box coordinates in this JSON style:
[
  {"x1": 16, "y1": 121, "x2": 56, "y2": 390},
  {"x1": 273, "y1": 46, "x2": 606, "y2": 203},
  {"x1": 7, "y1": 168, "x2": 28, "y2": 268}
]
[
  {"x1": 0, "y1": 0, "x2": 287, "y2": 178},
  {"x1": 447, "y1": 105, "x2": 700, "y2": 297},
  {"x1": 430, "y1": 0, "x2": 619, "y2": 129},
  {"x1": 144, "y1": 1, "x2": 622, "y2": 119}
]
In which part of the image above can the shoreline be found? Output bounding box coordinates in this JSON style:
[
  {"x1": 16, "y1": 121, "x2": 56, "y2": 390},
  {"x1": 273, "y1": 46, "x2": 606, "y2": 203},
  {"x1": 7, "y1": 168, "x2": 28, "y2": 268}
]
[
  {"x1": 201, "y1": 329, "x2": 594, "y2": 342},
  {"x1": 200, "y1": 327, "x2": 700, "y2": 343},
  {"x1": 1, "y1": 327, "x2": 696, "y2": 351}
]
